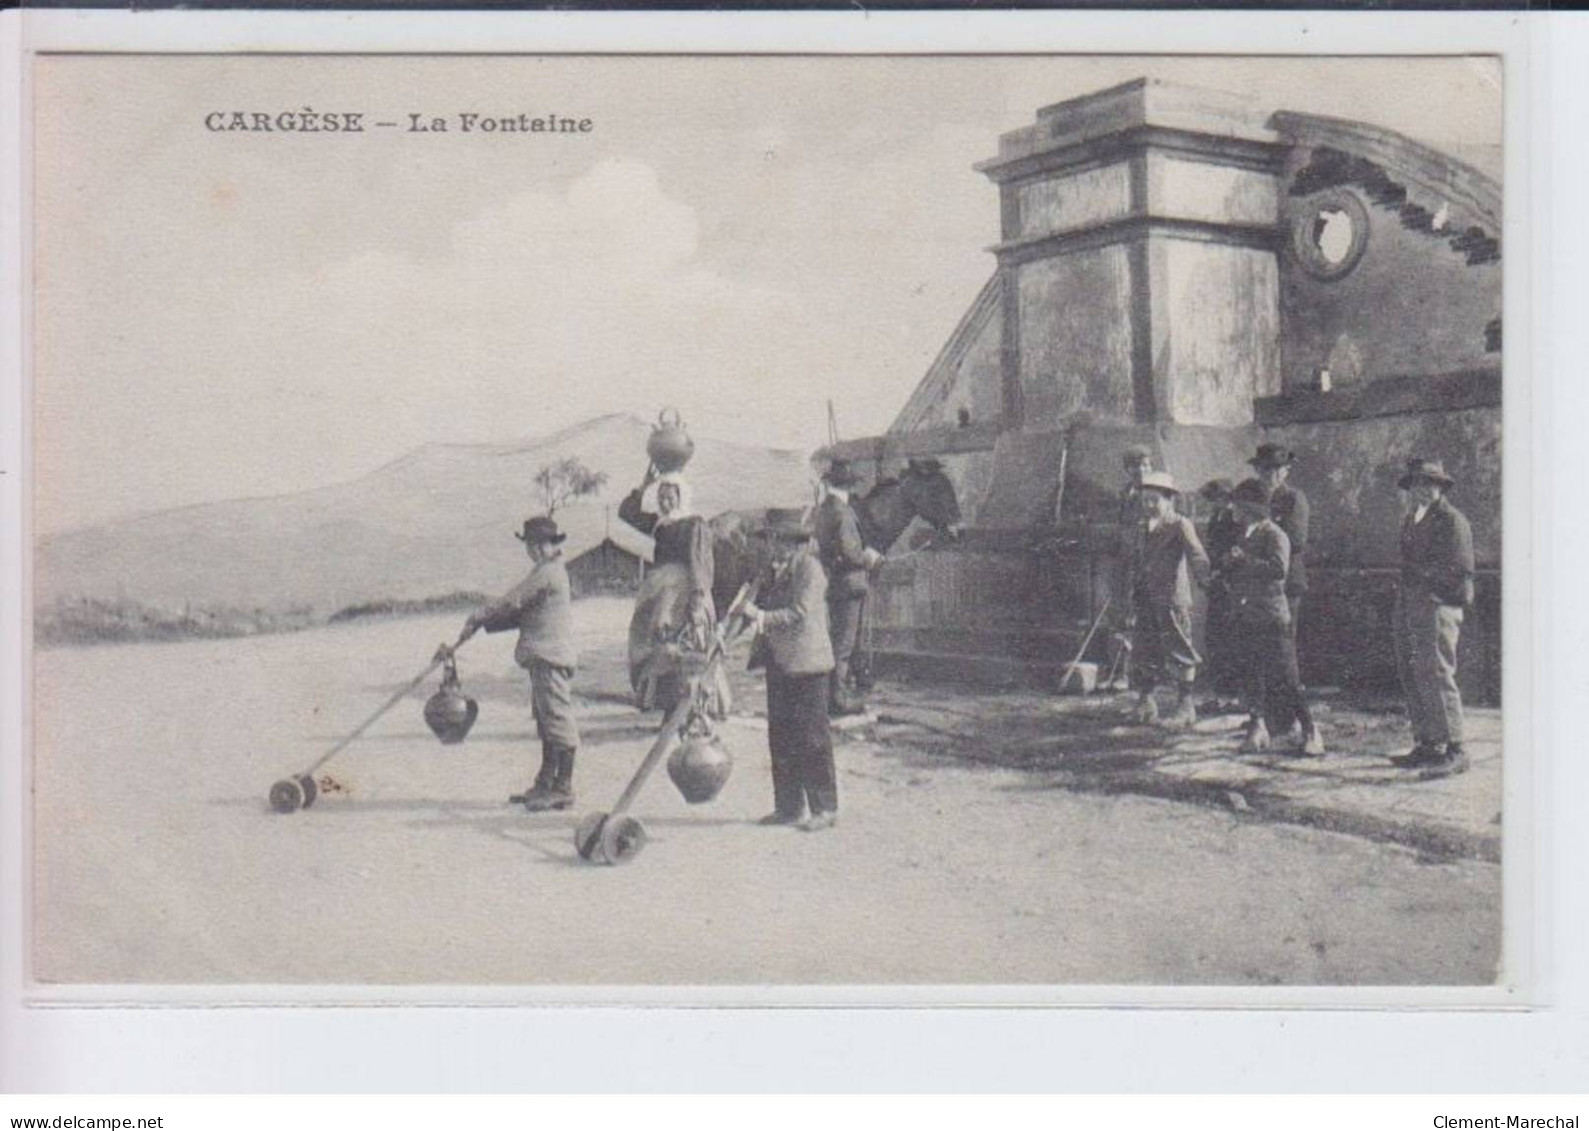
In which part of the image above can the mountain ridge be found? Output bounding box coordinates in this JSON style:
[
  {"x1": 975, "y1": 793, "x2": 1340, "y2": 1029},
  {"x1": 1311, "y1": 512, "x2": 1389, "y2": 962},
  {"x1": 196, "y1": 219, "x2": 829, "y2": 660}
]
[{"x1": 37, "y1": 414, "x2": 816, "y2": 615}]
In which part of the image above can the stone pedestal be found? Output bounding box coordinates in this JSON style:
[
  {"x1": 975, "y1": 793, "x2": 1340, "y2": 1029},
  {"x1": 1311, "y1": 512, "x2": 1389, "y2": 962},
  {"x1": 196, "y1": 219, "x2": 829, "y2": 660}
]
[{"x1": 977, "y1": 78, "x2": 1287, "y2": 431}]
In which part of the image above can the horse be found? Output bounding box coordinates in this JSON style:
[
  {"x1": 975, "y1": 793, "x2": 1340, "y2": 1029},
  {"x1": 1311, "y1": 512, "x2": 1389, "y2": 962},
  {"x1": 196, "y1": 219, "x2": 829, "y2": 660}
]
[{"x1": 706, "y1": 458, "x2": 964, "y2": 624}]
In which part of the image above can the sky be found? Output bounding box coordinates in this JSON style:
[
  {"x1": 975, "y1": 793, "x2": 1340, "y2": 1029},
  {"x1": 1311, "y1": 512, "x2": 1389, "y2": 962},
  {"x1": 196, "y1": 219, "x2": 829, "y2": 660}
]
[{"x1": 31, "y1": 54, "x2": 1503, "y2": 534}]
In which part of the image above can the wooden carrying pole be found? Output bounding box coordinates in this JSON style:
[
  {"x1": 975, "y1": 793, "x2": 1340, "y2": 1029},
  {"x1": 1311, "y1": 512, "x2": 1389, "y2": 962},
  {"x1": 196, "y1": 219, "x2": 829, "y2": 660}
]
[{"x1": 1059, "y1": 596, "x2": 1111, "y2": 694}]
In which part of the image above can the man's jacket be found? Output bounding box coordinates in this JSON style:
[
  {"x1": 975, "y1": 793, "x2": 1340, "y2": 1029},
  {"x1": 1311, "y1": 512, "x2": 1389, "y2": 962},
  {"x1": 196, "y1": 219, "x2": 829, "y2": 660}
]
[
  {"x1": 751, "y1": 549, "x2": 835, "y2": 676},
  {"x1": 1224, "y1": 519, "x2": 1292, "y2": 624},
  {"x1": 1400, "y1": 496, "x2": 1476, "y2": 608},
  {"x1": 477, "y1": 554, "x2": 578, "y2": 669},
  {"x1": 1131, "y1": 514, "x2": 1210, "y2": 611},
  {"x1": 1267, "y1": 481, "x2": 1310, "y2": 596},
  {"x1": 815, "y1": 494, "x2": 870, "y2": 598}
]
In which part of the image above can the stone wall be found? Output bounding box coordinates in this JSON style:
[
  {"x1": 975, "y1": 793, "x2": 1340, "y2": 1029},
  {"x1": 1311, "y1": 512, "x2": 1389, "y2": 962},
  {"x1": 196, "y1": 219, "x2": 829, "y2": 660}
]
[
  {"x1": 1278, "y1": 186, "x2": 1501, "y2": 390},
  {"x1": 822, "y1": 81, "x2": 1505, "y2": 706},
  {"x1": 1013, "y1": 248, "x2": 1138, "y2": 429}
]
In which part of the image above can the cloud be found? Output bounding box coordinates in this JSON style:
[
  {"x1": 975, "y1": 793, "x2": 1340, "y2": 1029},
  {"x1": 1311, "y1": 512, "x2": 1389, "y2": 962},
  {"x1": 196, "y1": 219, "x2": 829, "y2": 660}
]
[{"x1": 37, "y1": 157, "x2": 817, "y2": 531}]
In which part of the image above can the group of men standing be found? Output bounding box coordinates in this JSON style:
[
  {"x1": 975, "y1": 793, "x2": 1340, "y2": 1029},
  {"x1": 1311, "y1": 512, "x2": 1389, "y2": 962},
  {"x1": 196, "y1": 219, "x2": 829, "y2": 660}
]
[{"x1": 1110, "y1": 442, "x2": 1476, "y2": 779}]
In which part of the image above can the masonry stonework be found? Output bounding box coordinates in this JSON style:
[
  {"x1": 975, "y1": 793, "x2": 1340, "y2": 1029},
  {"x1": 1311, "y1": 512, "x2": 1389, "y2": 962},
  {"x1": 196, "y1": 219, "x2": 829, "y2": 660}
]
[{"x1": 821, "y1": 78, "x2": 1503, "y2": 704}]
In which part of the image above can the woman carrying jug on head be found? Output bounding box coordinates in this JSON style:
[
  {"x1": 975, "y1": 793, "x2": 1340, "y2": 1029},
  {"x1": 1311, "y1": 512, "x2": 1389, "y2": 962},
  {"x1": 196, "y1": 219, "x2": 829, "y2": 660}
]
[{"x1": 618, "y1": 462, "x2": 730, "y2": 721}]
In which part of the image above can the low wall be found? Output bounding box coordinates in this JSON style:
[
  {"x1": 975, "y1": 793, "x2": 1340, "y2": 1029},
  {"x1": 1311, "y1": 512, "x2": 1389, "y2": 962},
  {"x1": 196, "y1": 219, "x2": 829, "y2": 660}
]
[{"x1": 866, "y1": 539, "x2": 1501, "y2": 707}]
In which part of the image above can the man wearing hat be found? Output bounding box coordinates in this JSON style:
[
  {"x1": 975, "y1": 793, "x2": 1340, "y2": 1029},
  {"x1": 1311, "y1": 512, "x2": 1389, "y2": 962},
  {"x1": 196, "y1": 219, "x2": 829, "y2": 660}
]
[
  {"x1": 743, "y1": 509, "x2": 840, "y2": 831},
  {"x1": 1242, "y1": 443, "x2": 1311, "y2": 640},
  {"x1": 461, "y1": 515, "x2": 581, "y2": 812},
  {"x1": 1223, "y1": 481, "x2": 1325, "y2": 756},
  {"x1": 815, "y1": 459, "x2": 882, "y2": 716},
  {"x1": 1199, "y1": 478, "x2": 1245, "y2": 713},
  {"x1": 1389, "y1": 458, "x2": 1475, "y2": 779},
  {"x1": 1097, "y1": 445, "x2": 1155, "y2": 692},
  {"x1": 1126, "y1": 470, "x2": 1211, "y2": 728}
]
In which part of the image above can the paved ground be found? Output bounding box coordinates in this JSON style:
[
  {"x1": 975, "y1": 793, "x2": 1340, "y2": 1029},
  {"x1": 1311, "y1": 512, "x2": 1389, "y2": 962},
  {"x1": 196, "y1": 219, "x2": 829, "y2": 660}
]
[
  {"x1": 30, "y1": 599, "x2": 1501, "y2": 987},
  {"x1": 865, "y1": 682, "x2": 1502, "y2": 866}
]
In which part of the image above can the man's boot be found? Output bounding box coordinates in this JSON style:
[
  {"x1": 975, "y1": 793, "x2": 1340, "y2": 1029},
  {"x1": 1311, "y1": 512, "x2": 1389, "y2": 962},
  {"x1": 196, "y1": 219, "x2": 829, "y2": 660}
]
[
  {"x1": 1418, "y1": 743, "x2": 1470, "y2": 780},
  {"x1": 1389, "y1": 742, "x2": 1439, "y2": 768},
  {"x1": 1240, "y1": 717, "x2": 1271, "y2": 754},
  {"x1": 545, "y1": 746, "x2": 576, "y2": 810},
  {"x1": 515, "y1": 746, "x2": 564, "y2": 812}
]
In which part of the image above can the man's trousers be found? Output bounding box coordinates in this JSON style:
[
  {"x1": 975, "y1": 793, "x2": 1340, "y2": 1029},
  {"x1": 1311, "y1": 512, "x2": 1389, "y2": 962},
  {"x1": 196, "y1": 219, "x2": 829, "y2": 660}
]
[
  {"x1": 1393, "y1": 585, "x2": 1465, "y2": 746},
  {"x1": 766, "y1": 667, "x2": 838, "y2": 818}
]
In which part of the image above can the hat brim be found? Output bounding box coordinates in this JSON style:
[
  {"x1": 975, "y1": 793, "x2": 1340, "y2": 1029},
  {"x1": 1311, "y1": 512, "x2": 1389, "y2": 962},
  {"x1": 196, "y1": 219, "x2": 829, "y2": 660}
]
[
  {"x1": 1397, "y1": 472, "x2": 1454, "y2": 490},
  {"x1": 1247, "y1": 455, "x2": 1295, "y2": 469},
  {"x1": 1141, "y1": 484, "x2": 1178, "y2": 497},
  {"x1": 516, "y1": 530, "x2": 568, "y2": 544}
]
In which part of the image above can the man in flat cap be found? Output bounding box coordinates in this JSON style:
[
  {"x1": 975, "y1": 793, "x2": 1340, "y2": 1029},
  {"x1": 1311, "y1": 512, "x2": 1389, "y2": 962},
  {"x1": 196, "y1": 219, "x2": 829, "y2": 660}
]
[
  {"x1": 461, "y1": 515, "x2": 582, "y2": 812},
  {"x1": 1242, "y1": 444, "x2": 1311, "y2": 642},
  {"x1": 815, "y1": 459, "x2": 882, "y2": 716},
  {"x1": 1388, "y1": 458, "x2": 1475, "y2": 779},
  {"x1": 1239, "y1": 443, "x2": 1314, "y2": 739},
  {"x1": 744, "y1": 509, "x2": 840, "y2": 832},
  {"x1": 1223, "y1": 480, "x2": 1325, "y2": 756}
]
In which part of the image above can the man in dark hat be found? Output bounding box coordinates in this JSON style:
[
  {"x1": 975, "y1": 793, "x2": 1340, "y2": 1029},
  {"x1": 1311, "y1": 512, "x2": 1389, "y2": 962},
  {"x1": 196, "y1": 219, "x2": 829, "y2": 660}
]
[
  {"x1": 1242, "y1": 443, "x2": 1311, "y2": 640},
  {"x1": 815, "y1": 459, "x2": 881, "y2": 716},
  {"x1": 461, "y1": 515, "x2": 581, "y2": 812},
  {"x1": 1389, "y1": 458, "x2": 1475, "y2": 779},
  {"x1": 743, "y1": 509, "x2": 840, "y2": 831},
  {"x1": 1126, "y1": 471, "x2": 1210, "y2": 728},
  {"x1": 1223, "y1": 480, "x2": 1325, "y2": 756},
  {"x1": 1199, "y1": 478, "x2": 1245, "y2": 713}
]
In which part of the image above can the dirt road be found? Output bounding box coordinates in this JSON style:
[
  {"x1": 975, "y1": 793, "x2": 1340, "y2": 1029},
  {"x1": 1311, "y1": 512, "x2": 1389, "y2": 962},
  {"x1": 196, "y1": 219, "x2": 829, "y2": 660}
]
[{"x1": 31, "y1": 601, "x2": 1499, "y2": 987}]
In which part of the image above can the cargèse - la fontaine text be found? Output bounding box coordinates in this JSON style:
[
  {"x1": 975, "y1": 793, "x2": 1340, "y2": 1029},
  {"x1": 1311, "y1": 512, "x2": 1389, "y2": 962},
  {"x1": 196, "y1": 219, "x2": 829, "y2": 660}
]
[{"x1": 203, "y1": 110, "x2": 594, "y2": 134}]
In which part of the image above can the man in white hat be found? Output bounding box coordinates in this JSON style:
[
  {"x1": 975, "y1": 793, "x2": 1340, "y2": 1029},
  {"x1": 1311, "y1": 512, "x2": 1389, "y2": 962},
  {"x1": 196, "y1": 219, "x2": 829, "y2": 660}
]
[
  {"x1": 1388, "y1": 458, "x2": 1475, "y2": 779},
  {"x1": 1126, "y1": 471, "x2": 1211, "y2": 729}
]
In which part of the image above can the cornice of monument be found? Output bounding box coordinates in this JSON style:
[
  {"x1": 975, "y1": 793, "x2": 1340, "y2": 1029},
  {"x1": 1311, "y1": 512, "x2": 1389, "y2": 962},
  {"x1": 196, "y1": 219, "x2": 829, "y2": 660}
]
[{"x1": 976, "y1": 77, "x2": 1284, "y2": 184}]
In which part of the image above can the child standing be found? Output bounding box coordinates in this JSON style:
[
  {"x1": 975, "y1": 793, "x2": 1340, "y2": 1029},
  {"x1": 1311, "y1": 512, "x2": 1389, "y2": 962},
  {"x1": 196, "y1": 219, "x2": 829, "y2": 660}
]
[
  {"x1": 1128, "y1": 472, "x2": 1211, "y2": 729},
  {"x1": 1222, "y1": 481, "x2": 1325, "y2": 756}
]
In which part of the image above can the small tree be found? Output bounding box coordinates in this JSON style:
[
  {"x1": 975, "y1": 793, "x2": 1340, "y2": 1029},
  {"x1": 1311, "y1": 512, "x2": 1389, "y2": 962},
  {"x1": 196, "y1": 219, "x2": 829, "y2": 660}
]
[{"x1": 535, "y1": 456, "x2": 608, "y2": 517}]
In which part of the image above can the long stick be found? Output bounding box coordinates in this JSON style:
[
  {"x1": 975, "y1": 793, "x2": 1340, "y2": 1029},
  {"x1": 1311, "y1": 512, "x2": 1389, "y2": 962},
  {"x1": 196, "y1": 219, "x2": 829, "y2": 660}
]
[
  {"x1": 1059, "y1": 596, "x2": 1112, "y2": 693},
  {"x1": 578, "y1": 588, "x2": 757, "y2": 857},
  {"x1": 301, "y1": 630, "x2": 473, "y2": 775},
  {"x1": 1052, "y1": 444, "x2": 1070, "y2": 527}
]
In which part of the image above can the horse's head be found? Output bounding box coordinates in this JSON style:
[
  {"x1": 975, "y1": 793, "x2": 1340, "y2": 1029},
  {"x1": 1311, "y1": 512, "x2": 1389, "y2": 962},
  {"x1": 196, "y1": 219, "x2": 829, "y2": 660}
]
[{"x1": 902, "y1": 458, "x2": 963, "y2": 539}]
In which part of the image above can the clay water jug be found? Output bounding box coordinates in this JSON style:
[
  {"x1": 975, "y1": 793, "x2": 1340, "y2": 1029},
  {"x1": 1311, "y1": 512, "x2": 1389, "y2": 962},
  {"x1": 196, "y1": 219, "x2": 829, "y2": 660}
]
[
  {"x1": 424, "y1": 658, "x2": 479, "y2": 745},
  {"x1": 667, "y1": 727, "x2": 732, "y2": 804},
  {"x1": 646, "y1": 407, "x2": 695, "y2": 473}
]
